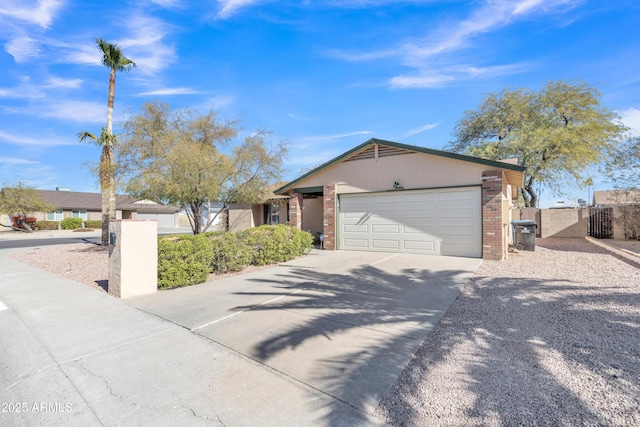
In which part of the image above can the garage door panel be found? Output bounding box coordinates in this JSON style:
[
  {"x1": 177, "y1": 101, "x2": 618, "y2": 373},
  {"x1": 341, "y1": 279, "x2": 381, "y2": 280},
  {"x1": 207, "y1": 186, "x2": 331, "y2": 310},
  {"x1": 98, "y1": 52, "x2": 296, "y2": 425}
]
[
  {"x1": 371, "y1": 239, "x2": 400, "y2": 249},
  {"x1": 439, "y1": 207, "x2": 476, "y2": 218},
  {"x1": 343, "y1": 238, "x2": 370, "y2": 248},
  {"x1": 438, "y1": 225, "x2": 476, "y2": 235},
  {"x1": 404, "y1": 193, "x2": 438, "y2": 202},
  {"x1": 438, "y1": 189, "x2": 478, "y2": 201},
  {"x1": 339, "y1": 187, "x2": 481, "y2": 257},
  {"x1": 371, "y1": 224, "x2": 400, "y2": 233},
  {"x1": 403, "y1": 240, "x2": 438, "y2": 251},
  {"x1": 343, "y1": 224, "x2": 368, "y2": 233}
]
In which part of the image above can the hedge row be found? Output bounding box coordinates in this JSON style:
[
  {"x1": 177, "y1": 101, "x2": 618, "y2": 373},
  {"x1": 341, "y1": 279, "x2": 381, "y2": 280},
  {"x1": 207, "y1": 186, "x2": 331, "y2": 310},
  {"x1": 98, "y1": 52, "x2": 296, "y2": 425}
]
[
  {"x1": 158, "y1": 225, "x2": 314, "y2": 289},
  {"x1": 35, "y1": 219, "x2": 102, "y2": 230},
  {"x1": 36, "y1": 220, "x2": 59, "y2": 230}
]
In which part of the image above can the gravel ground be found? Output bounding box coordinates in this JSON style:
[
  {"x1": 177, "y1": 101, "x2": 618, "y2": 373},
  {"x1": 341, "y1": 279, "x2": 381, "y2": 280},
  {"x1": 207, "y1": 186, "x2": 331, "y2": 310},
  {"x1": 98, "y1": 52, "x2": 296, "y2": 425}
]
[
  {"x1": 375, "y1": 238, "x2": 640, "y2": 426},
  {"x1": 10, "y1": 238, "x2": 640, "y2": 426},
  {"x1": 9, "y1": 243, "x2": 277, "y2": 293}
]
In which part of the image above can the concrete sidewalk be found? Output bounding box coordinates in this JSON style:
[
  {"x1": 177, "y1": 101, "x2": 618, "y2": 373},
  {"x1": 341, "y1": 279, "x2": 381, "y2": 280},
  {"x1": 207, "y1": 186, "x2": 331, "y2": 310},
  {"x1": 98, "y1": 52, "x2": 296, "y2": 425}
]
[
  {"x1": 0, "y1": 248, "x2": 387, "y2": 426},
  {"x1": 0, "y1": 227, "x2": 192, "y2": 241}
]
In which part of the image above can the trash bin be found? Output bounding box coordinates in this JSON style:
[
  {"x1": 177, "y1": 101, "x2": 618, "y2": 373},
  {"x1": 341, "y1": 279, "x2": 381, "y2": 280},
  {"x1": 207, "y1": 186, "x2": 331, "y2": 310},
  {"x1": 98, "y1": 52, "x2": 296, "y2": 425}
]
[{"x1": 511, "y1": 220, "x2": 537, "y2": 251}]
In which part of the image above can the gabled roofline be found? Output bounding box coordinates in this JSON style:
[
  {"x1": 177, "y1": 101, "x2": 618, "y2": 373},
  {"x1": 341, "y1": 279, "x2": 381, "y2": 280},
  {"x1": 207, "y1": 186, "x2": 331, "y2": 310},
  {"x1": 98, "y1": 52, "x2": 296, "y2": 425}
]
[{"x1": 275, "y1": 138, "x2": 526, "y2": 194}]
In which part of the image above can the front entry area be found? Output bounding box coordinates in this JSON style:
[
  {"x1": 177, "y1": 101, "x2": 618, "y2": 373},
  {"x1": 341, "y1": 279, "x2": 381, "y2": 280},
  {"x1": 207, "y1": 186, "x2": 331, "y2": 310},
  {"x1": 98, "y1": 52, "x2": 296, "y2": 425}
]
[{"x1": 338, "y1": 187, "x2": 482, "y2": 257}]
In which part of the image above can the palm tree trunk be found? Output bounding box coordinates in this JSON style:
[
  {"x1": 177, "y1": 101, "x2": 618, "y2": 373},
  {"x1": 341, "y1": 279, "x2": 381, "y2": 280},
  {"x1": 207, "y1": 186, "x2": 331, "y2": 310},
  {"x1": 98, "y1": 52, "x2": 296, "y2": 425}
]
[
  {"x1": 105, "y1": 68, "x2": 117, "y2": 238},
  {"x1": 100, "y1": 154, "x2": 110, "y2": 246},
  {"x1": 107, "y1": 68, "x2": 116, "y2": 134}
]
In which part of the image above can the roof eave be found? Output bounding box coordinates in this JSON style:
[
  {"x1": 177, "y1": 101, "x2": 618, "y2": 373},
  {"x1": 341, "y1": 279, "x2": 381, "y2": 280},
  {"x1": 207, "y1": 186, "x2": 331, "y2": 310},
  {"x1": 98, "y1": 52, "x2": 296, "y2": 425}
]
[{"x1": 276, "y1": 138, "x2": 527, "y2": 194}]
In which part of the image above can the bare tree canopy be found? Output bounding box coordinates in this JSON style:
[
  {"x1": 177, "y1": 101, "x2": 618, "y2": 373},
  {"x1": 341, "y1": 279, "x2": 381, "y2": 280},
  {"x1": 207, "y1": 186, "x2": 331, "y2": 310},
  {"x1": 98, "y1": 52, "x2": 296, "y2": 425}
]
[
  {"x1": 448, "y1": 80, "x2": 627, "y2": 207},
  {"x1": 605, "y1": 136, "x2": 640, "y2": 192},
  {"x1": 118, "y1": 101, "x2": 287, "y2": 234}
]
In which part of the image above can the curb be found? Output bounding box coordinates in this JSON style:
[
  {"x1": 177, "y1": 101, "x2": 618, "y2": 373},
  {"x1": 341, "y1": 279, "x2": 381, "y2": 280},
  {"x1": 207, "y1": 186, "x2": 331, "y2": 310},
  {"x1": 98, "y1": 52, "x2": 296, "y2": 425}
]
[{"x1": 585, "y1": 236, "x2": 640, "y2": 268}]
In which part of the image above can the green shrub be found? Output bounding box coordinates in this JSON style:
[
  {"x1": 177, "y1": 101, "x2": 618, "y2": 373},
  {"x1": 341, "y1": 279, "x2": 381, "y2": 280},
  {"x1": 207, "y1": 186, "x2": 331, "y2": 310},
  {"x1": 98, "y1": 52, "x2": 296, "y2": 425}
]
[
  {"x1": 241, "y1": 225, "x2": 313, "y2": 266},
  {"x1": 157, "y1": 234, "x2": 213, "y2": 289},
  {"x1": 60, "y1": 217, "x2": 83, "y2": 230},
  {"x1": 84, "y1": 220, "x2": 102, "y2": 229},
  {"x1": 208, "y1": 232, "x2": 252, "y2": 273},
  {"x1": 36, "y1": 220, "x2": 59, "y2": 230}
]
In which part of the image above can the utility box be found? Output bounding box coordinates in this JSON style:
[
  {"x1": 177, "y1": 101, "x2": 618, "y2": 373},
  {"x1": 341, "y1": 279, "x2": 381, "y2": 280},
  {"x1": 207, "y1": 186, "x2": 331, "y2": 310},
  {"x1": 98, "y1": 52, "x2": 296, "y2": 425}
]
[
  {"x1": 511, "y1": 220, "x2": 537, "y2": 251},
  {"x1": 108, "y1": 220, "x2": 158, "y2": 298}
]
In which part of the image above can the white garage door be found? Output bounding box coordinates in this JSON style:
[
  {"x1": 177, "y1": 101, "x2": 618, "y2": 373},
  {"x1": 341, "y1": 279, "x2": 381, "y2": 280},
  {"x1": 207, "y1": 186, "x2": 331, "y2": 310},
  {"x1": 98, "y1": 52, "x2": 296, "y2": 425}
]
[
  {"x1": 137, "y1": 213, "x2": 175, "y2": 228},
  {"x1": 339, "y1": 187, "x2": 482, "y2": 257}
]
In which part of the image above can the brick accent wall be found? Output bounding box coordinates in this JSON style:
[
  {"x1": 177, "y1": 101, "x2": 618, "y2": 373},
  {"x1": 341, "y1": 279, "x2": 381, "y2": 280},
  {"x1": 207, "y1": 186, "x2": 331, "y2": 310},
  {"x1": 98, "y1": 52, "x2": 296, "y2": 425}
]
[
  {"x1": 289, "y1": 193, "x2": 303, "y2": 230},
  {"x1": 482, "y1": 170, "x2": 505, "y2": 260},
  {"x1": 323, "y1": 184, "x2": 337, "y2": 250}
]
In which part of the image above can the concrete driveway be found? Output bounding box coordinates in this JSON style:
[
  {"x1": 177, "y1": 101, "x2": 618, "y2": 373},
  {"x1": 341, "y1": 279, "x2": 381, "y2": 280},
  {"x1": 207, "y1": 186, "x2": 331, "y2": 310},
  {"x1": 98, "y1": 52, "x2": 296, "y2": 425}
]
[
  {"x1": 0, "y1": 247, "x2": 480, "y2": 426},
  {"x1": 128, "y1": 250, "x2": 482, "y2": 419}
]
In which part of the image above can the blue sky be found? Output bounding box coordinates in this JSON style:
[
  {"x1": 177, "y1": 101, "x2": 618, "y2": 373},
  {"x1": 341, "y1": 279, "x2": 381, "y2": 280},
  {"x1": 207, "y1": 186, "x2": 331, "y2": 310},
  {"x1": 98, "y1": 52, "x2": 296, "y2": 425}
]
[{"x1": 0, "y1": 0, "x2": 638, "y2": 207}]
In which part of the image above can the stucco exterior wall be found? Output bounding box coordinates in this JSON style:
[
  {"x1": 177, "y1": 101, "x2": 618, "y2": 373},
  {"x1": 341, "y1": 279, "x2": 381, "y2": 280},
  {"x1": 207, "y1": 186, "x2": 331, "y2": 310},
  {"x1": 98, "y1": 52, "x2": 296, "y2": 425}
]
[
  {"x1": 297, "y1": 152, "x2": 488, "y2": 194},
  {"x1": 228, "y1": 203, "x2": 256, "y2": 232},
  {"x1": 301, "y1": 197, "x2": 323, "y2": 236}
]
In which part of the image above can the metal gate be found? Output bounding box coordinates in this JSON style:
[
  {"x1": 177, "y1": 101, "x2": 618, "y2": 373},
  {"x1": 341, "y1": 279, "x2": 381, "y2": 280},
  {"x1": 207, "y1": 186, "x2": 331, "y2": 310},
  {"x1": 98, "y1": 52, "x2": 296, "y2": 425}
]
[{"x1": 588, "y1": 207, "x2": 613, "y2": 239}]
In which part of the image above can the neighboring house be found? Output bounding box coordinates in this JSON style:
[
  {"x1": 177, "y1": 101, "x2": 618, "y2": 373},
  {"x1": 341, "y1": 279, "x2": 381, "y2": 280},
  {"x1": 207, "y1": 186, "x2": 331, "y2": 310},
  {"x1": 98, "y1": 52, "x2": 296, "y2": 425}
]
[
  {"x1": 31, "y1": 189, "x2": 180, "y2": 228},
  {"x1": 593, "y1": 190, "x2": 640, "y2": 239},
  {"x1": 236, "y1": 139, "x2": 525, "y2": 260}
]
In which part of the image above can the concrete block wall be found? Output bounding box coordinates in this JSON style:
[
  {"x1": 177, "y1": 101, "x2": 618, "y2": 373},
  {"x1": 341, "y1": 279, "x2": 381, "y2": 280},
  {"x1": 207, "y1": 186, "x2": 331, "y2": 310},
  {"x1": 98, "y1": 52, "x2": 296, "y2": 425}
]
[{"x1": 539, "y1": 208, "x2": 588, "y2": 238}]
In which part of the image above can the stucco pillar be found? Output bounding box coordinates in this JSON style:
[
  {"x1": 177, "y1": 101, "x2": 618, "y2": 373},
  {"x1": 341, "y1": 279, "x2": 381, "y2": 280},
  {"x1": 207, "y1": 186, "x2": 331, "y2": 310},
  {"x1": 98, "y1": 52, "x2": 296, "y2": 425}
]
[
  {"x1": 482, "y1": 170, "x2": 505, "y2": 260},
  {"x1": 323, "y1": 184, "x2": 337, "y2": 250},
  {"x1": 108, "y1": 220, "x2": 158, "y2": 298},
  {"x1": 289, "y1": 193, "x2": 303, "y2": 230}
]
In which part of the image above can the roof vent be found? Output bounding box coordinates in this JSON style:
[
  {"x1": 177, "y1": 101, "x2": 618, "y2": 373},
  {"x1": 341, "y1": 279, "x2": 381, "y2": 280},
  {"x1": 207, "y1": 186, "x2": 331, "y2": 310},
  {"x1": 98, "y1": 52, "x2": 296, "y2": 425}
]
[{"x1": 56, "y1": 187, "x2": 71, "y2": 191}]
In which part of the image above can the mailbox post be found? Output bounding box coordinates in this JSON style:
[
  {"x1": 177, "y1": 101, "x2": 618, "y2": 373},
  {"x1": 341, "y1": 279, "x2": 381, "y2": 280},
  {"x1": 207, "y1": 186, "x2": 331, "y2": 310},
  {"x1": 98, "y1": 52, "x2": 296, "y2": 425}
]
[{"x1": 108, "y1": 220, "x2": 158, "y2": 298}]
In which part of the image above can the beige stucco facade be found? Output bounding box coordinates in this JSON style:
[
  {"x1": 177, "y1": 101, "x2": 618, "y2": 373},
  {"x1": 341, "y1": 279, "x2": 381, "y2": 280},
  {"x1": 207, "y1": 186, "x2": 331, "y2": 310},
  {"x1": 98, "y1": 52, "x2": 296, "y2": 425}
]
[
  {"x1": 297, "y1": 150, "x2": 491, "y2": 195},
  {"x1": 228, "y1": 202, "x2": 288, "y2": 233},
  {"x1": 229, "y1": 139, "x2": 524, "y2": 259},
  {"x1": 279, "y1": 140, "x2": 524, "y2": 260}
]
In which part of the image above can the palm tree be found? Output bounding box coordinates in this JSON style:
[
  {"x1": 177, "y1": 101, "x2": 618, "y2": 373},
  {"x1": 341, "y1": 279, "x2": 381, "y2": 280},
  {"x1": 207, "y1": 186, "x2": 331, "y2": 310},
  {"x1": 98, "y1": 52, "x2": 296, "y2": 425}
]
[
  {"x1": 78, "y1": 128, "x2": 118, "y2": 245},
  {"x1": 85, "y1": 38, "x2": 135, "y2": 245}
]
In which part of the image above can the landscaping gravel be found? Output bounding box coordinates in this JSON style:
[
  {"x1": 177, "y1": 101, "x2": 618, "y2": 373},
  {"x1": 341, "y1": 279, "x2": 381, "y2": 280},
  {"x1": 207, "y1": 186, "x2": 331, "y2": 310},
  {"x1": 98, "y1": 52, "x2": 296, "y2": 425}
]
[
  {"x1": 375, "y1": 238, "x2": 640, "y2": 426},
  {"x1": 10, "y1": 238, "x2": 640, "y2": 426}
]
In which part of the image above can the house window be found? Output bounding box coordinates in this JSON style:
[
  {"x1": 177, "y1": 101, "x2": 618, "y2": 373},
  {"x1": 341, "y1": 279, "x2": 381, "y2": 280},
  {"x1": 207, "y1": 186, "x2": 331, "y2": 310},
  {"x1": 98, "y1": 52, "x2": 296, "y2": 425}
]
[
  {"x1": 269, "y1": 203, "x2": 280, "y2": 225},
  {"x1": 72, "y1": 210, "x2": 88, "y2": 220},
  {"x1": 46, "y1": 210, "x2": 63, "y2": 221}
]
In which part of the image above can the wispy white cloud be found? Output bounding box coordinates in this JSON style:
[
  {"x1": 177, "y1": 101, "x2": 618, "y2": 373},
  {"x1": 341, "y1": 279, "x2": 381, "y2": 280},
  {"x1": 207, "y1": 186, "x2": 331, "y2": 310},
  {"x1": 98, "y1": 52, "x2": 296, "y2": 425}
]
[
  {"x1": 62, "y1": 43, "x2": 99, "y2": 65},
  {"x1": 326, "y1": 0, "x2": 583, "y2": 88},
  {"x1": 117, "y1": 15, "x2": 177, "y2": 75},
  {"x1": 5, "y1": 35, "x2": 40, "y2": 63},
  {"x1": 136, "y1": 87, "x2": 200, "y2": 96},
  {"x1": 0, "y1": 75, "x2": 82, "y2": 99},
  {"x1": 4, "y1": 100, "x2": 105, "y2": 123},
  {"x1": 0, "y1": 76, "x2": 45, "y2": 99},
  {"x1": 0, "y1": 0, "x2": 65, "y2": 28},
  {"x1": 216, "y1": 0, "x2": 263, "y2": 19},
  {"x1": 619, "y1": 107, "x2": 640, "y2": 137},
  {"x1": 43, "y1": 77, "x2": 83, "y2": 89},
  {"x1": 0, "y1": 130, "x2": 73, "y2": 146},
  {"x1": 149, "y1": 0, "x2": 181, "y2": 7},
  {"x1": 403, "y1": 0, "x2": 581, "y2": 62},
  {"x1": 0, "y1": 157, "x2": 40, "y2": 165},
  {"x1": 390, "y1": 62, "x2": 530, "y2": 88},
  {"x1": 404, "y1": 122, "x2": 440, "y2": 137}
]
